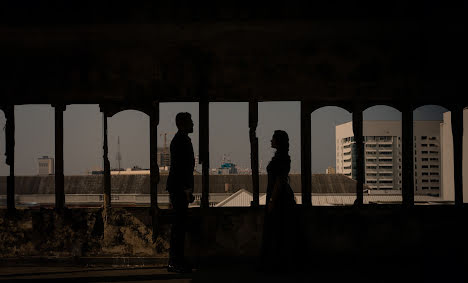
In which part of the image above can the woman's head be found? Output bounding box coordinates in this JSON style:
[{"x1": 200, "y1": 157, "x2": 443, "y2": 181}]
[{"x1": 271, "y1": 130, "x2": 289, "y2": 152}]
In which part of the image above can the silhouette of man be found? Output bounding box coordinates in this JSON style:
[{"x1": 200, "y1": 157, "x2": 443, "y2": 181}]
[{"x1": 166, "y1": 112, "x2": 195, "y2": 273}]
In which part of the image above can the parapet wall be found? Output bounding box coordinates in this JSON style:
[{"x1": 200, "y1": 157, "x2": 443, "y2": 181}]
[
  {"x1": 0, "y1": 174, "x2": 360, "y2": 195},
  {"x1": 0, "y1": 175, "x2": 270, "y2": 194},
  {"x1": 1, "y1": 206, "x2": 466, "y2": 261}
]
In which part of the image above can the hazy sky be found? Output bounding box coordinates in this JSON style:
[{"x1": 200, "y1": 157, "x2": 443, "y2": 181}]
[{"x1": 0, "y1": 103, "x2": 447, "y2": 176}]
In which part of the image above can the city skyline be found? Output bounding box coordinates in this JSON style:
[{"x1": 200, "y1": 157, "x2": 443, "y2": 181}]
[{"x1": 0, "y1": 104, "x2": 447, "y2": 176}]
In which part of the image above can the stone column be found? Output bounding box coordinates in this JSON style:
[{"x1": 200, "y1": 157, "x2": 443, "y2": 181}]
[
  {"x1": 301, "y1": 102, "x2": 312, "y2": 207},
  {"x1": 451, "y1": 106, "x2": 464, "y2": 206},
  {"x1": 402, "y1": 105, "x2": 414, "y2": 206},
  {"x1": 200, "y1": 101, "x2": 210, "y2": 208},
  {"x1": 5, "y1": 105, "x2": 15, "y2": 212},
  {"x1": 54, "y1": 104, "x2": 66, "y2": 211},
  {"x1": 102, "y1": 112, "x2": 111, "y2": 208},
  {"x1": 150, "y1": 103, "x2": 160, "y2": 241},
  {"x1": 352, "y1": 107, "x2": 364, "y2": 206},
  {"x1": 150, "y1": 102, "x2": 160, "y2": 210},
  {"x1": 249, "y1": 101, "x2": 259, "y2": 207}
]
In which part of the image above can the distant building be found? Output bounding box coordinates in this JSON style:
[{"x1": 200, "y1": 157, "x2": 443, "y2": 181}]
[
  {"x1": 157, "y1": 147, "x2": 170, "y2": 168},
  {"x1": 158, "y1": 133, "x2": 172, "y2": 169},
  {"x1": 215, "y1": 155, "x2": 238, "y2": 175},
  {"x1": 6, "y1": 173, "x2": 451, "y2": 208},
  {"x1": 217, "y1": 163, "x2": 238, "y2": 175},
  {"x1": 236, "y1": 168, "x2": 252, "y2": 175},
  {"x1": 90, "y1": 165, "x2": 169, "y2": 175},
  {"x1": 336, "y1": 120, "x2": 442, "y2": 195},
  {"x1": 111, "y1": 166, "x2": 150, "y2": 175},
  {"x1": 440, "y1": 109, "x2": 468, "y2": 202},
  {"x1": 38, "y1": 156, "x2": 54, "y2": 175},
  {"x1": 326, "y1": 166, "x2": 336, "y2": 174},
  {"x1": 214, "y1": 174, "x2": 443, "y2": 207}
]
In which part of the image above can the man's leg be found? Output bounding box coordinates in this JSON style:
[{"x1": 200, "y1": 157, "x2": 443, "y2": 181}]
[{"x1": 169, "y1": 192, "x2": 188, "y2": 267}]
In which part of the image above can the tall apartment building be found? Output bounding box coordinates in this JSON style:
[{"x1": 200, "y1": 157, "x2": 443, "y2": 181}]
[
  {"x1": 336, "y1": 121, "x2": 442, "y2": 195},
  {"x1": 440, "y1": 110, "x2": 468, "y2": 202},
  {"x1": 38, "y1": 156, "x2": 54, "y2": 175}
]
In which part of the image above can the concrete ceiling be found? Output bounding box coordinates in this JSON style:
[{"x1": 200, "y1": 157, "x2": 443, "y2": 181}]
[{"x1": 0, "y1": 2, "x2": 466, "y2": 109}]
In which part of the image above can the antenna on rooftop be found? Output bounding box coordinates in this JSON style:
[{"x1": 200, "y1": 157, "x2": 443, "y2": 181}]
[{"x1": 116, "y1": 136, "x2": 122, "y2": 171}]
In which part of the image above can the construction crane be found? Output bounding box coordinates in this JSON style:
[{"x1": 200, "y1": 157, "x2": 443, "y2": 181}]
[{"x1": 159, "y1": 132, "x2": 175, "y2": 149}]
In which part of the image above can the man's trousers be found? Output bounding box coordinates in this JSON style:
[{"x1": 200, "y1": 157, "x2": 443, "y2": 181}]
[{"x1": 169, "y1": 191, "x2": 188, "y2": 265}]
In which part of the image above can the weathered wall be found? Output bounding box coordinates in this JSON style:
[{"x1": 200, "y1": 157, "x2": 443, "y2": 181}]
[
  {"x1": 0, "y1": 208, "x2": 167, "y2": 258},
  {"x1": 1, "y1": 206, "x2": 467, "y2": 261}
]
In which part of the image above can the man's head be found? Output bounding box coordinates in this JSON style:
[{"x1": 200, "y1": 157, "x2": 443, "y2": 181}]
[{"x1": 176, "y1": 112, "x2": 194, "y2": 134}]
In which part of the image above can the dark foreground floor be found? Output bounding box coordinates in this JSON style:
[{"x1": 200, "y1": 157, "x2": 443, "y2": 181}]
[{"x1": 0, "y1": 256, "x2": 465, "y2": 283}]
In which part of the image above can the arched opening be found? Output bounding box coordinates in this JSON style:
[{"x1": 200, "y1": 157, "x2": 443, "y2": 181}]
[
  {"x1": 258, "y1": 101, "x2": 301, "y2": 205},
  {"x1": 363, "y1": 105, "x2": 402, "y2": 204},
  {"x1": 414, "y1": 105, "x2": 454, "y2": 204},
  {"x1": 312, "y1": 106, "x2": 354, "y2": 206}
]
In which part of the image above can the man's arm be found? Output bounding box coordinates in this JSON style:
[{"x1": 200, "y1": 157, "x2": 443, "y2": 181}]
[{"x1": 182, "y1": 138, "x2": 195, "y2": 202}]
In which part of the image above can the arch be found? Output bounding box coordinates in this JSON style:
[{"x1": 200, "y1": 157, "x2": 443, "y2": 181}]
[
  {"x1": 110, "y1": 107, "x2": 150, "y2": 117},
  {"x1": 362, "y1": 105, "x2": 402, "y2": 198},
  {"x1": 308, "y1": 102, "x2": 403, "y2": 114},
  {"x1": 99, "y1": 103, "x2": 151, "y2": 118},
  {"x1": 363, "y1": 105, "x2": 402, "y2": 120},
  {"x1": 413, "y1": 104, "x2": 449, "y2": 120},
  {"x1": 311, "y1": 105, "x2": 352, "y2": 115},
  {"x1": 413, "y1": 102, "x2": 451, "y2": 113},
  {"x1": 311, "y1": 106, "x2": 352, "y2": 177},
  {"x1": 378, "y1": 102, "x2": 401, "y2": 112},
  {"x1": 107, "y1": 109, "x2": 151, "y2": 177},
  {"x1": 363, "y1": 104, "x2": 402, "y2": 115},
  {"x1": 308, "y1": 102, "x2": 353, "y2": 114}
]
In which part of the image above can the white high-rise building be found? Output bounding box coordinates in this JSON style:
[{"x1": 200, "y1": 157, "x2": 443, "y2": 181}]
[
  {"x1": 336, "y1": 121, "x2": 442, "y2": 195},
  {"x1": 440, "y1": 109, "x2": 468, "y2": 202}
]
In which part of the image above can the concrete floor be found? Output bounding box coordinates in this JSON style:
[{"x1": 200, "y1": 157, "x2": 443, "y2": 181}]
[
  {"x1": 0, "y1": 256, "x2": 465, "y2": 282},
  {"x1": 0, "y1": 265, "x2": 191, "y2": 282},
  {"x1": 0, "y1": 264, "x2": 312, "y2": 282}
]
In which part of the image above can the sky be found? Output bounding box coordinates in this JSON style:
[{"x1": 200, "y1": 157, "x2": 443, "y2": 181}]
[{"x1": 0, "y1": 104, "x2": 448, "y2": 176}]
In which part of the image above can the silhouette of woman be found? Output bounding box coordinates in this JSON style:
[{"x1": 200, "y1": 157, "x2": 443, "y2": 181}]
[{"x1": 260, "y1": 130, "x2": 296, "y2": 271}]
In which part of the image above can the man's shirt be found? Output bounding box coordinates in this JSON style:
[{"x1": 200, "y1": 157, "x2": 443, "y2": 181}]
[{"x1": 166, "y1": 131, "x2": 195, "y2": 193}]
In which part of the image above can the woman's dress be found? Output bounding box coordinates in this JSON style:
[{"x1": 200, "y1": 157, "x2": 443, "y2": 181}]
[{"x1": 261, "y1": 151, "x2": 296, "y2": 269}]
